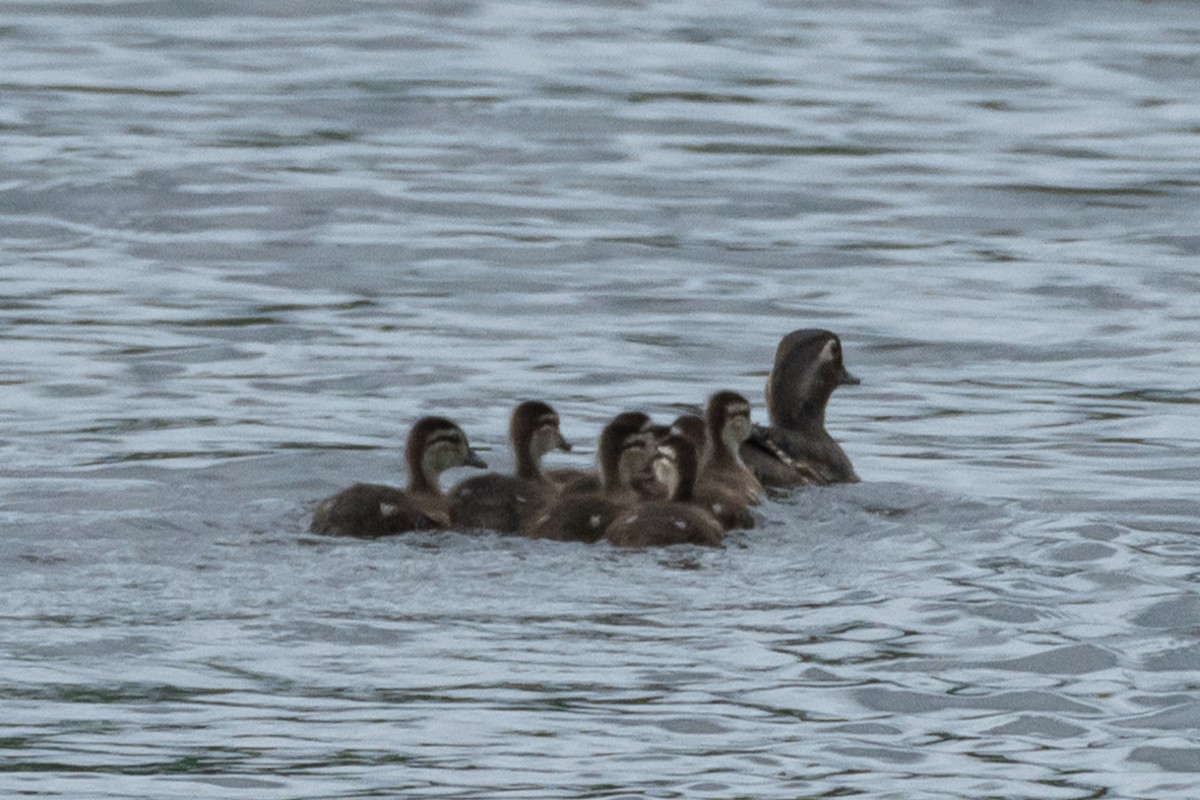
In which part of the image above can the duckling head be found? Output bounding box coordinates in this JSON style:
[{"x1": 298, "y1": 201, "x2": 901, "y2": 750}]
[
  {"x1": 514, "y1": 400, "x2": 571, "y2": 457},
  {"x1": 407, "y1": 416, "x2": 486, "y2": 492},
  {"x1": 510, "y1": 400, "x2": 571, "y2": 478},
  {"x1": 766, "y1": 329, "x2": 859, "y2": 430},
  {"x1": 706, "y1": 390, "x2": 753, "y2": 452},
  {"x1": 652, "y1": 434, "x2": 700, "y2": 503},
  {"x1": 597, "y1": 411, "x2": 651, "y2": 491}
]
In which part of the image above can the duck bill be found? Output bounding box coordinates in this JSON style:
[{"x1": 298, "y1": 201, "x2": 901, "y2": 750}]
[
  {"x1": 464, "y1": 449, "x2": 488, "y2": 469},
  {"x1": 838, "y1": 366, "x2": 861, "y2": 386}
]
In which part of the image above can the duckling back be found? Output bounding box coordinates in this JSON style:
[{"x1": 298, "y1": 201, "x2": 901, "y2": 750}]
[
  {"x1": 310, "y1": 483, "x2": 445, "y2": 538},
  {"x1": 525, "y1": 492, "x2": 628, "y2": 543},
  {"x1": 449, "y1": 473, "x2": 556, "y2": 534},
  {"x1": 604, "y1": 502, "x2": 724, "y2": 548}
]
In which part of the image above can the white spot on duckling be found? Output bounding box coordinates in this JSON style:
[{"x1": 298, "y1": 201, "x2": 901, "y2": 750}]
[{"x1": 380, "y1": 503, "x2": 399, "y2": 518}]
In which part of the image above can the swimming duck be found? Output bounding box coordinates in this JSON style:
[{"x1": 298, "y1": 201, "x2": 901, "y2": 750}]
[
  {"x1": 670, "y1": 413, "x2": 706, "y2": 452},
  {"x1": 693, "y1": 390, "x2": 760, "y2": 529},
  {"x1": 547, "y1": 411, "x2": 651, "y2": 496},
  {"x1": 526, "y1": 411, "x2": 651, "y2": 542},
  {"x1": 309, "y1": 416, "x2": 486, "y2": 538},
  {"x1": 605, "y1": 433, "x2": 724, "y2": 548},
  {"x1": 740, "y1": 329, "x2": 859, "y2": 487},
  {"x1": 448, "y1": 400, "x2": 571, "y2": 534}
]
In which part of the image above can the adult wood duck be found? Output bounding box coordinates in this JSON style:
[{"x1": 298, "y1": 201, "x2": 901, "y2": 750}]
[
  {"x1": 448, "y1": 401, "x2": 570, "y2": 534},
  {"x1": 310, "y1": 416, "x2": 486, "y2": 538},
  {"x1": 526, "y1": 412, "x2": 651, "y2": 542},
  {"x1": 741, "y1": 329, "x2": 859, "y2": 488},
  {"x1": 693, "y1": 390, "x2": 760, "y2": 530},
  {"x1": 605, "y1": 433, "x2": 724, "y2": 548}
]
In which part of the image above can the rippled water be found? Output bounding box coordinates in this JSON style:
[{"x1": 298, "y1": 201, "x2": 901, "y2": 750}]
[{"x1": 3, "y1": 1, "x2": 1200, "y2": 797}]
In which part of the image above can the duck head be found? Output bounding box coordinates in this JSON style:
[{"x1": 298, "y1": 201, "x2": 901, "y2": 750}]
[
  {"x1": 406, "y1": 416, "x2": 486, "y2": 493},
  {"x1": 706, "y1": 390, "x2": 753, "y2": 457},
  {"x1": 651, "y1": 434, "x2": 700, "y2": 503},
  {"x1": 510, "y1": 400, "x2": 571, "y2": 478},
  {"x1": 597, "y1": 411, "x2": 651, "y2": 493},
  {"x1": 765, "y1": 329, "x2": 858, "y2": 431}
]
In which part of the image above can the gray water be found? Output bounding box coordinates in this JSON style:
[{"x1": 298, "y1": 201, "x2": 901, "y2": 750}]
[{"x1": 3, "y1": 1, "x2": 1199, "y2": 797}]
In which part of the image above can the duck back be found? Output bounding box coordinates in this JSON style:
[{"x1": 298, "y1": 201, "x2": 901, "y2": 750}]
[
  {"x1": 525, "y1": 492, "x2": 628, "y2": 543},
  {"x1": 310, "y1": 483, "x2": 445, "y2": 538},
  {"x1": 449, "y1": 473, "x2": 556, "y2": 534},
  {"x1": 604, "y1": 502, "x2": 724, "y2": 548}
]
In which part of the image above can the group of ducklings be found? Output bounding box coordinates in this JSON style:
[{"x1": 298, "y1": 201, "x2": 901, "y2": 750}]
[{"x1": 310, "y1": 329, "x2": 860, "y2": 547}]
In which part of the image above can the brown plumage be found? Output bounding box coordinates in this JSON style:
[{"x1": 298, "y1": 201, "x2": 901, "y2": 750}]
[
  {"x1": 310, "y1": 417, "x2": 486, "y2": 538},
  {"x1": 670, "y1": 414, "x2": 706, "y2": 452},
  {"x1": 448, "y1": 401, "x2": 571, "y2": 533},
  {"x1": 525, "y1": 412, "x2": 650, "y2": 542},
  {"x1": 740, "y1": 329, "x2": 860, "y2": 488},
  {"x1": 693, "y1": 390, "x2": 760, "y2": 530},
  {"x1": 605, "y1": 434, "x2": 724, "y2": 548},
  {"x1": 546, "y1": 411, "x2": 650, "y2": 496}
]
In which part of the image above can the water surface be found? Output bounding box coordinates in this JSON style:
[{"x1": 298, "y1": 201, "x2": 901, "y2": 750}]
[{"x1": 2, "y1": 1, "x2": 1199, "y2": 798}]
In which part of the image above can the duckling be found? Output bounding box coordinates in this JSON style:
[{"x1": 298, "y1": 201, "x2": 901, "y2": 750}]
[
  {"x1": 310, "y1": 416, "x2": 486, "y2": 538},
  {"x1": 605, "y1": 434, "x2": 724, "y2": 548},
  {"x1": 547, "y1": 411, "x2": 651, "y2": 496},
  {"x1": 670, "y1": 413, "x2": 706, "y2": 452},
  {"x1": 693, "y1": 390, "x2": 760, "y2": 530},
  {"x1": 632, "y1": 423, "x2": 672, "y2": 501},
  {"x1": 525, "y1": 412, "x2": 651, "y2": 542},
  {"x1": 741, "y1": 329, "x2": 859, "y2": 488},
  {"x1": 448, "y1": 401, "x2": 571, "y2": 534}
]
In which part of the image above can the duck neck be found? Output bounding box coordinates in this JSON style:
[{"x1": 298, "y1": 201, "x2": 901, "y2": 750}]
[
  {"x1": 513, "y1": 436, "x2": 542, "y2": 481},
  {"x1": 770, "y1": 392, "x2": 829, "y2": 433},
  {"x1": 407, "y1": 447, "x2": 442, "y2": 496},
  {"x1": 704, "y1": 422, "x2": 745, "y2": 471},
  {"x1": 672, "y1": 461, "x2": 695, "y2": 503}
]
